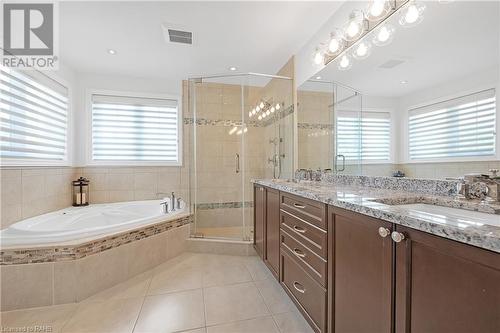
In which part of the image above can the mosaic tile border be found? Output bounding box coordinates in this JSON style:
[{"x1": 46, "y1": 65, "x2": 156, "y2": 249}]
[
  {"x1": 0, "y1": 214, "x2": 193, "y2": 265},
  {"x1": 298, "y1": 123, "x2": 334, "y2": 130},
  {"x1": 183, "y1": 105, "x2": 294, "y2": 128},
  {"x1": 195, "y1": 201, "x2": 253, "y2": 210}
]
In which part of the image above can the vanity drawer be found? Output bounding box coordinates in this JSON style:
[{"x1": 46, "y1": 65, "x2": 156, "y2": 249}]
[
  {"x1": 280, "y1": 192, "x2": 326, "y2": 230},
  {"x1": 281, "y1": 209, "x2": 327, "y2": 259},
  {"x1": 281, "y1": 251, "x2": 327, "y2": 333},
  {"x1": 281, "y1": 228, "x2": 327, "y2": 287}
]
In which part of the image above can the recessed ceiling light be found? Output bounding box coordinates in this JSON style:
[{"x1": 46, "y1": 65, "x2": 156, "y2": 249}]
[
  {"x1": 229, "y1": 66, "x2": 237, "y2": 71},
  {"x1": 316, "y1": 76, "x2": 322, "y2": 80},
  {"x1": 107, "y1": 49, "x2": 116, "y2": 55},
  {"x1": 400, "y1": 80, "x2": 408, "y2": 84}
]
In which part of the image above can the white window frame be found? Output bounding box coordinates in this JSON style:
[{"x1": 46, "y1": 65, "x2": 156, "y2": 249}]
[
  {"x1": 0, "y1": 69, "x2": 73, "y2": 167},
  {"x1": 85, "y1": 89, "x2": 183, "y2": 167},
  {"x1": 403, "y1": 87, "x2": 497, "y2": 164},
  {"x1": 336, "y1": 108, "x2": 394, "y2": 164}
]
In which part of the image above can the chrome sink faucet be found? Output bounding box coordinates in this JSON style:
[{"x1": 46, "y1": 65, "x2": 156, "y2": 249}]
[{"x1": 452, "y1": 170, "x2": 500, "y2": 202}]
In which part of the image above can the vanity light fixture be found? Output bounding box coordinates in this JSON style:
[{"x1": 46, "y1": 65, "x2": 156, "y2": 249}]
[
  {"x1": 353, "y1": 41, "x2": 372, "y2": 60},
  {"x1": 366, "y1": 0, "x2": 392, "y2": 22},
  {"x1": 343, "y1": 10, "x2": 366, "y2": 42},
  {"x1": 318, "y1": 0, "x2": 426, "y2": 67},
  {"x1": 338, "y1": 54, "x2": 352, "y2": 70},
  {"x1": 372, "y1": 24, "x2": 395, "y2": 46},
  {"x1": 399, "y1": 0, "x2": 426, "y2": 27},
  {"x1": 107, "y1": 49, "x2": 117, "y2": 55}
]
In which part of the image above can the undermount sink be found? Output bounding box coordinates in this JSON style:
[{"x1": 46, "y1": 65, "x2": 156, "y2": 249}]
[{"x1": 395, "y1": 203, "x2": 500, "y2": 227}]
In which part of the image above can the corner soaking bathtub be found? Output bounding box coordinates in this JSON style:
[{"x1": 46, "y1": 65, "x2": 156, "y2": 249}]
[{"x1": 0, "y1": 199, "x2": 187, "y2": 248}]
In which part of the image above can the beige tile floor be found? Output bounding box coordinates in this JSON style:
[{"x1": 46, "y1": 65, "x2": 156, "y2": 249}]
[{"x1": 0, "y1": 253, "x2": 314, "y2": 333}]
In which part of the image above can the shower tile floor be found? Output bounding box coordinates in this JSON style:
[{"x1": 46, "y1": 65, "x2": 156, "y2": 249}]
[{"x1": 0, "y1": 253, "x2": 314, "y2": 333}]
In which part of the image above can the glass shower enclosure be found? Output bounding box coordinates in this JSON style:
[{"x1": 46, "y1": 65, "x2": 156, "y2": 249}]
[{"x1": 187, "y1": 73, "x2": 293, "y2": 241}]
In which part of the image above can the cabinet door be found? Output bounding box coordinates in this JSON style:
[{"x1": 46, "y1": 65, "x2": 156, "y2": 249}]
[
  {"x1": 265, "y1": 188, "x2": 280, "y2": 277},
  {"x1": 253, "y1": 185, "x2": 265, "y2": 258},
  {"x1": 395, "y1": 225, "x2": 500, "y2": 333},
  {"x1": 329, "y1": 207, "x2": 393, "y2": 333}
]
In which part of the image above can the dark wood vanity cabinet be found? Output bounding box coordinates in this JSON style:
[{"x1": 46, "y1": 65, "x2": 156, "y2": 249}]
[
  {"x1": 253, "y1": 185, "x2": 265, "y2": 258},
  {"x1": 328, "y1": 207, "x2": 394, "y2": 333},
  {"x1": 394, "y1": 225, "x2": 500, "y2": 333},
  {"x1": 253, "y1": 185, "x2": 280, "y2": 278},
  {"x1": 254, "y1": 186, "x2": 500, "y2": 333},
  {"x1": 264, "y1": 188, "x2": 280, "y2": 277}
]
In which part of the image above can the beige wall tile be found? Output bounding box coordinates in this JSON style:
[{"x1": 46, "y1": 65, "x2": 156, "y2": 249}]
[
  {"x1": 167, "y1": 224, "x2": 190, "y2": 260},
  {"x1": 0, "y1": 263, "x2": 54, "y2": 311},
  {"x1": 54, "y1": 261, "x2": 78, "y2": 305}
]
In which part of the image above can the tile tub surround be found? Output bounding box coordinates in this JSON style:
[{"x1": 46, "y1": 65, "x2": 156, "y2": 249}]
[
  {"x1": 0, "y1": 223, "x2": 191, "y2": 311},
  {"x1": 253, "y1": 179, "x2": 500, "y2": 253},
  {"x1": 0, "y1": 168, "x2": 81, "y2": 229}
]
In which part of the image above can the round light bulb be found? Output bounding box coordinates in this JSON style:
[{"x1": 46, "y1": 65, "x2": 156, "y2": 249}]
[
  {"x1": 343, "y1": 10, "x2": 365, "y2": 41},
  {"x1": 266, "y1": 110, "x2": 271, "y2": 115},
  {"x1": 270, "y1": 107, "x2": 275, "y2": 113},
  {"x1": 405, "y1": 5, "x2": 419, "y2": 23},
  {"x1": 262, "y1": 112, "x2": 267, "y2": 118},
  {"x1": 258, "y1": 115, "x2": 262, "y2": 120},
  {"x1": 399, "y1": 1, "x2": 425, "y2": 27},
  {"x1": 338, "y1": 54, "x2": 352, "y2": 70},
  {"x1": 314, "y1": 50, "x2": 323, "y2": 65},
  {"x1": 373, "y1": 24, "x2": 395, "y2": 46},
  {"x1": 251, "y1": 109, "x2": 256, "y2": 115},
  {"x1": 353, "y1": 41, "x2": 371, "y2": 60},
  {"x1": 346, "y1": 21, "x2": 360, "y2": 38},
  {"x1": 256, "y1": 106, "x2": 260, "y2": 112},
  {"x1": 366, "y1": 0, "x2": 390, "y2": 21},
  {"x1": 248, "y1": 111, "x2": 252, "y2": 117},
  {"x1": 275, "y1": 103, "x2": 281, "y2": 110},
  {"x1": 259, "y1": 101, "x2": 264, "y2": 108}
]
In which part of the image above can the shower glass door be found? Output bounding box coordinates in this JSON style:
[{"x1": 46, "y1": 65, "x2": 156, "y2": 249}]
[{"x1": 188, "y1": 73, "x2": 293, "y2": 241}]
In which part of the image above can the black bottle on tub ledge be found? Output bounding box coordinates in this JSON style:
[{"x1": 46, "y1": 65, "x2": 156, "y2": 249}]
[{"x1": 72, "y1": 177, "x2": 90, "y2": 206}]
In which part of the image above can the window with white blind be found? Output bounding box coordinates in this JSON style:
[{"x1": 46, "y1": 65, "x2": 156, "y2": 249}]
[
  {"x1": 408, "y1": 89, "x2": 496, "y2": 161},
  {"x1": 336, "y1": 111, "x2": 391, "y2": 162},
  {"x1": 0, "y1": 66, "x2": 69, "y2": 165},
  {"x1": 90, "y1": 94, "x2": 181, "y2": 165}
]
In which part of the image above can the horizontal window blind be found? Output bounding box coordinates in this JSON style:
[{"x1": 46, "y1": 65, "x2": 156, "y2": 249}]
[
  {"x1": 336, "y1": 111, "x2": 391, "y2": 161},
  {"x1": 91, "y1": 94, "x2": 179, "y2": 163},
  {"x1": 0, "y1": 66, "x2": 68, "y2": 162},
  {"x1": 409, "y1": 89, "x2": 496, "y2": 160}
]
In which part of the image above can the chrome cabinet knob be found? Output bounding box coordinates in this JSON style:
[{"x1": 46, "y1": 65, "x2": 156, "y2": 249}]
[
  {"x1": 391, "y1": 231, "x2": 405, "y2": 243},
  {"x1": 378, "y1": 227, "x2": 390, "y2": 238}
]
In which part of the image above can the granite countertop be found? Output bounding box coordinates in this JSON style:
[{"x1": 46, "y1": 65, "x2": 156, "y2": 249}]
[{"x1": 253, "y1": 179, "x2": 500, "y2": 254}]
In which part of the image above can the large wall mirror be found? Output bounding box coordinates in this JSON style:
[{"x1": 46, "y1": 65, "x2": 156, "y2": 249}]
[{"x1": 298, "y1": 1, "x2": 499, "y2": 179}]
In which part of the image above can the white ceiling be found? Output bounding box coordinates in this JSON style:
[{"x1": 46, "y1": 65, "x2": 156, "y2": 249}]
[
  {"x1": 311, "y1": 1, "x2": 500, "y2": 97},
  {"x1": 59, "y1": 1, "x2": 343, "y2": 89}
]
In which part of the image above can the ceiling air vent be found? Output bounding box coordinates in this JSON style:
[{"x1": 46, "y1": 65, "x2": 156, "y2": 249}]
[
  {"x1": 379, "y1": 59, "x2": 405, "y2": 69},
  {"x1": 167, "y1": 28, "x2": 192, "y2": 45}
]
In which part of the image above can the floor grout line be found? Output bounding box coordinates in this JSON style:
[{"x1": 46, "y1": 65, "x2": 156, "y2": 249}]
[{"x1": 131, "y1": 270, "x2": 154, "y2": 333}]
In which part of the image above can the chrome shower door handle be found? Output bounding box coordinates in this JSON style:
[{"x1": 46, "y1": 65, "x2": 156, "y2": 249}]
[
  {"x1": 235, "y1": 153, "x2": 240, "y2": 173},
  {"x1": 335, "y1": 154, "x2": 345, "y2": 172}
]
